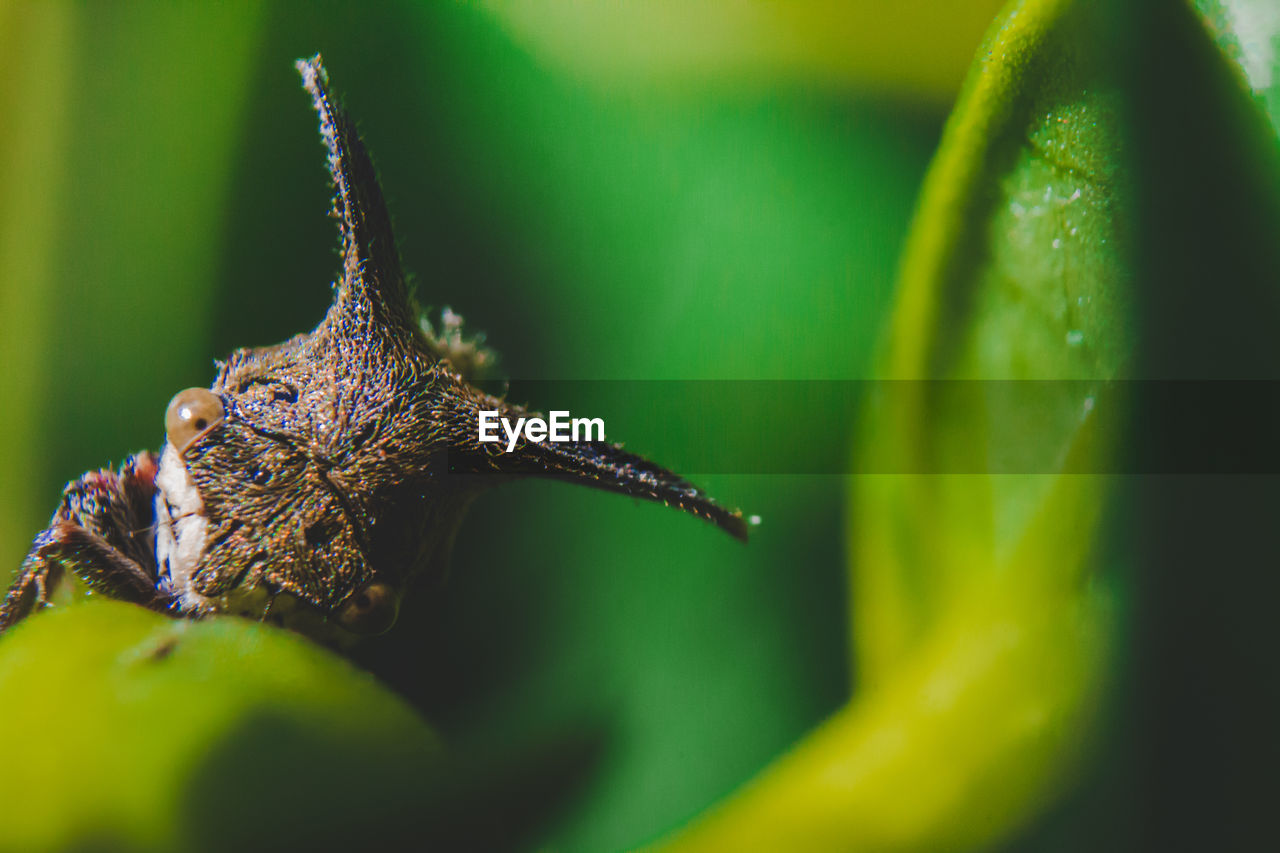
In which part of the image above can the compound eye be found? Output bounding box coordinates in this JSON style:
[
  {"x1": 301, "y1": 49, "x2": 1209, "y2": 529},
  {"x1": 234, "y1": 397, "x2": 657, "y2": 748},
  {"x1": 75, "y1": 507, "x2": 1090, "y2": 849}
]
[
  {"x1": 165, "y1": 388, "x2": 225, "y2": 453},
  {"x1": 336, "y1": 581, "x2": 399, "y2": 636}
]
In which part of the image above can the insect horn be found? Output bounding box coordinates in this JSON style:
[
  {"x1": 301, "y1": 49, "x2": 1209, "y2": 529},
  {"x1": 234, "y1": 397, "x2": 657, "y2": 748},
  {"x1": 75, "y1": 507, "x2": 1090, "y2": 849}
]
[
  {"x1": 447, "y1": 410, "x2": 749, "y2": 542},
  {"x1": 297, "y1": 54, "x2": 418, "y2": 337},
  {"x1": 298, "y1": 55, "x2": 747, "y2": 544}
]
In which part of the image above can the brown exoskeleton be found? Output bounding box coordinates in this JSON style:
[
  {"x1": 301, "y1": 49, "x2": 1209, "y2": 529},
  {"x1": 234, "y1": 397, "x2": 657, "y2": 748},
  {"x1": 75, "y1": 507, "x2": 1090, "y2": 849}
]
[{"x1": 0, "y1": 56, "x2": 745, "y2": 646}]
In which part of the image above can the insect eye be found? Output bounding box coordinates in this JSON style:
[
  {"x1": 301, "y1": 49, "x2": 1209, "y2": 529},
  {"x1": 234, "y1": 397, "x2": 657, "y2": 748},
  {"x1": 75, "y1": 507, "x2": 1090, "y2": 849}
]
[
  {"x1": 165, "y1": 388, "x2": 225, "y2": 453},
  {"x1": 336, "y1": 581, "x2": 398, "y2": 635}
]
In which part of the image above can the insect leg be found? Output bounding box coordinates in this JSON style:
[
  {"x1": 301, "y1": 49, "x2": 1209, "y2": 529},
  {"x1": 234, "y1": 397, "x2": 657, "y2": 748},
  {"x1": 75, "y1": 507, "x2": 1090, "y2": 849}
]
[
  {"x1": 1, "y1": 453, "x2": 166, "y2": 633},
  {"x1": 0, "y1": 522, "x2": 166, "y2": 632}
]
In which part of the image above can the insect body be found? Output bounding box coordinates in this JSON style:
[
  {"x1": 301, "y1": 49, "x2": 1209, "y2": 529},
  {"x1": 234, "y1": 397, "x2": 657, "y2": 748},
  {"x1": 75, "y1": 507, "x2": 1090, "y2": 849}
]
[{"x1": 0, "y1": 56, "x2": 745, "y2": 645}]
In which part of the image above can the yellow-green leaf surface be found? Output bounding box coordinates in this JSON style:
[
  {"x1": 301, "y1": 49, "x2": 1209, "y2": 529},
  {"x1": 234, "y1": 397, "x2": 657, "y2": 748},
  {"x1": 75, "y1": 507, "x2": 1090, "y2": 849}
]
[
  {"x1": 0, "y1": 2, "x2": 262, "y2": 575},
  {"x1": 477, "y1": 0, "x2": 1006, "y2": 100},
  {"x1": 0, "y1": 2, "x2": 74, "y2": 576},
  {"x1": 852, "y1": 0, "x2": 1130, "y2": 687},
  {"x1": 660, "y1": 0, "x2": 1133, "y2": 849},
  {"x1": 0, "y1": 601, "x2": 440, "y2": 851}
]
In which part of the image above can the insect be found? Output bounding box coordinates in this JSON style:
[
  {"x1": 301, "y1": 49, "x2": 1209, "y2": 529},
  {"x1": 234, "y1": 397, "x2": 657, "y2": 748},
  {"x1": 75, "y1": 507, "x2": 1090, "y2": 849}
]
[{"x1": 0, "y1": 55, "x2": 746, "y2": 646}]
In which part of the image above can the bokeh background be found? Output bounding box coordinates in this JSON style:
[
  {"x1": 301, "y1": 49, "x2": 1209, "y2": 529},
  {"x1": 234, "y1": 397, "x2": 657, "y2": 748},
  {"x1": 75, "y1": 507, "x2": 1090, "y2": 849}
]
[{"x1": 1, "y1": 1, "x2": 1278, "y2": 850}]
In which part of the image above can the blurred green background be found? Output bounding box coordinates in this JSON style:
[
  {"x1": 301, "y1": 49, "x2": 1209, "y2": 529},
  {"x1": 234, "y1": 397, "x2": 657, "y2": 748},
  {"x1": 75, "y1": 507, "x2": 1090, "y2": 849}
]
[
  {"x1": 0, "y1": 3, "x2": 972, "y2": 848},
  {"x1": 2, "y1": 1, "x2": 1278, "y2": 851}
]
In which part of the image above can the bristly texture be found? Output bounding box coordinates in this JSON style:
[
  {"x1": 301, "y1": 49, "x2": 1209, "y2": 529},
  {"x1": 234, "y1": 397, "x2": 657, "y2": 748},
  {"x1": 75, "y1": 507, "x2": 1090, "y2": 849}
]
[
  {"x1": 172, "y1": 56, "x2": 745, "y2": 629},
  {"x1": 0, "y1": 55, "x2": 745, "y2": 644},
  {"x1": 419, "y1": 306, "x2": 498, "y2": 381}
]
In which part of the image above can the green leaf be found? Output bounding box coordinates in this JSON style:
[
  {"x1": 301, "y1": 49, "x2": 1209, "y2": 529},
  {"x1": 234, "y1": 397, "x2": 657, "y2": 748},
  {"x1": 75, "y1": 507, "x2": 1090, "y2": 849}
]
[
  {"x1": 851, "y1": 0, "x2": 1131, "y2": 686},
  {"x1": 659, "y1": 0, "x2": 1280, "y2": 848},
  {"x1": 0, "y1": 601, "x2": 440, "y2": 851}
]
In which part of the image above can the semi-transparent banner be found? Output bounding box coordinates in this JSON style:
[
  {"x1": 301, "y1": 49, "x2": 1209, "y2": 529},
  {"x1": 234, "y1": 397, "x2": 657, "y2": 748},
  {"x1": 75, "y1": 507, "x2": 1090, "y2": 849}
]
[{"x1": 443, "y1": 380, "x2": 1280, "y2": 475}]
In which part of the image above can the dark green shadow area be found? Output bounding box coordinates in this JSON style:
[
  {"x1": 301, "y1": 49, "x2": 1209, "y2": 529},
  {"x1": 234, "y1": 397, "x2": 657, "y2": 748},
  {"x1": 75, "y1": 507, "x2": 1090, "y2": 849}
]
[
  {"x1": 178, "y1": 709, "x2": 608, "y2": 853},
  {"x1": 1127, "y1": 0, "x2": 1280, "y2": 849}
]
